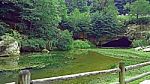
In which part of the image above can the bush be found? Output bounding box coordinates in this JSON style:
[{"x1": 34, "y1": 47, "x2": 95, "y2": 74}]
[
  {"x1": 132, "y1": 39, "x2": 149, "y2": 47},
  {"x1": 46, "y1": 30, "x2": 73, "y2": 51},
  {"x1": 56, "y1": 30, "x2": 73, "y2": 50},
  {"x1": 72, "y1": 40, "x2": 94, "y2": 49},
  {"x1": 21, "y1": 30, "x2": 73, "y2": 52},
  {"x1": 21, "y1": 38, "x2": 47, "y2": 52},
  {"x1": 5, "y1": 31, "x2": 22, "y2": 44}
]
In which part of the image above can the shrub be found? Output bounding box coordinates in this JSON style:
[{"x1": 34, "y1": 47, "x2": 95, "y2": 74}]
[
  {"x1": 21, "y1": 38, "x2": 47, "y2": 52},
  {"x1": 5, "y1": 31, "x2": 22, "y2": 44},
  {"x1": 46, "y1": 30, "x2": 73, "y2": 51},
  {"x1": 132, "y1": 39, "x2": 149, "y2": 47},
  {"x1": 72, "y1": 40, "x2": 94, "y2": 49},
  {"x1": 56, "y1": 30, "x2": 73, "y2": 50},
  {"x1": 21, "y1": 30, "x2": 73, "y2": 51}
]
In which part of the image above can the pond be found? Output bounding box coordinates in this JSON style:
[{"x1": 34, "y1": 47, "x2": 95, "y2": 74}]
[{"x1": 0, "y1": 50, "x2": 121, "y2": 84}]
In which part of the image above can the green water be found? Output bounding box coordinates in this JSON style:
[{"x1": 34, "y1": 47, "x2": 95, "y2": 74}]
[{"x1": 0, "y1": 50, "x2": 121, "y2": 84}]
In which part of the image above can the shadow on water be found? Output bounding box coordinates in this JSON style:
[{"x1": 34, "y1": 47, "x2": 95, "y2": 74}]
[{"x1": 0, "y1": 50, "x2": 121, "y2": 83}]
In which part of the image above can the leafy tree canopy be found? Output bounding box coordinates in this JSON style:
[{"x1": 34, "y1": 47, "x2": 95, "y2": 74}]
[{"x1": 126, "y1": 0, "x2": 150, "y2": 19}]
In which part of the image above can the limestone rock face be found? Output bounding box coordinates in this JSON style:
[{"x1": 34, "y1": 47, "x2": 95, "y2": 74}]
[
  {"x1": 5, "y1": 41, "x2": 20, "y2": 55},
  {"x1": 0, "y1": 35, "x2": 20, "y2": 56}
]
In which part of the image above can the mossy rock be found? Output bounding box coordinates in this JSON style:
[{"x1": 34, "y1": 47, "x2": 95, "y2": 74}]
[{"x1": 42, "y1": 49, "x2": 50, "y2": 53}]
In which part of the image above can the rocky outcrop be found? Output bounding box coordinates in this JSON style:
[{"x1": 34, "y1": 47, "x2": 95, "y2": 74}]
[
  {"x1": 0, "y1": 35, "x2": 20, "y2": 56},
  {"x1": 5, "y1": 41, "x2": 20, "y2": 55}
]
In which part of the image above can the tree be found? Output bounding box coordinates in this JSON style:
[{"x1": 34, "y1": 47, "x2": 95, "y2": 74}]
[
  {"x1": 102, "y1": 0, "x2": 119, "y2": 17},
  {"x1": 127, "y1": 0, "x2": 150, "y2": 19},
  {"x1": 88, "y1": 0, "x2": 120, "y2": 45},
  {"x1": 65, "y1": 9, "x2": 91, "y2": 39},
  {"x1": 65, "y1": 0, "x2": 89, "y2": 13},
  {"x1": 0, "y1": 0, "x2": 73, "y2": 50},
  {"x1": 90, "y1": 12, "x2": 120, "y2": 45},
  {"x1": 0, "y1": 0, "x2": 68, "y2": 38}
]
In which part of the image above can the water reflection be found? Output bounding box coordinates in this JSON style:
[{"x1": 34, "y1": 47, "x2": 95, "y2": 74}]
[{"x1": 0, "y1": 57, "x2": 19, "y2": 70}]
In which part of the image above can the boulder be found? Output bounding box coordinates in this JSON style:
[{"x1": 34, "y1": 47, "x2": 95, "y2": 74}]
[
  {"x1": 42, "y1": 49, "x2": 50, "y2": 53},
  {"x1": 5, "y1": 41, "x2": 20, "y2": 55},
  {"x1": 0, "y1": 35, "x2": 20, "y2": 56}
]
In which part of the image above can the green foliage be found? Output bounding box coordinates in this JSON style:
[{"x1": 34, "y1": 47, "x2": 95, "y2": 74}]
[
  {"x1": 21, "y1": 38, "x2": 47, "y2": 50},
  {"x1": 72, "y1": 40, "x2": 93, "y2": 49},
  {"x1": 127, "y1": 0, "x2": 150, "y2": 19},
  {"x1": 1, "y1": 0, "x2": 72, "y2": 51},
  {"x1": 0, "y1": 22, "x2": 11, "y2": 36},
  {"x1": 1, "y1": 34, "x2": 15, "y2": 45},
  {"x1": 89, "y1": 0, "x2": 122, "y2": 43},
  {"x1": 66, "y1": 9, "x2": 91, "y2": 33},
  {"x1": 117, "y1": 15, "x2": 130, "y2": 23},
  {"x1": 22, "y1": 0, "x2": 66, "y2": 38},
  {"x1": 132, "y1": 39, "x2": 149, "y2": 47},
  {"x1": 90, "y1": 12, "x2": 120, "y2": 41},
  {"x1": 55, "y1": 30, "x2": 73, "y2": 50},
  {"x1": 2, "y1": 0, "x2": 67, "y2": 39},
  {"x1": 5, "y1": 30, "x2": 22, "y2": 44},
  {"x1": 21, "y1": 30, "x2": 73, "y2": 51},
  {"x1": 0, "y1": 0, "x2": 136, "y2": 51},
  {"x1": 65, "y1": 0, "x2": 89, "y2": 13},
  {"x1": 126, "y1": 17, "x2": 150, "y2": 25},
  {"x1": 102, "y1": 0, "x2": 119, "y2": 17}
]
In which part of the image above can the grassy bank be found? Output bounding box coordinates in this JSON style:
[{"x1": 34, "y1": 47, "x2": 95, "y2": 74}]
[{"x1": 89, "y1": 48, "x2": 150, "y2": 84}]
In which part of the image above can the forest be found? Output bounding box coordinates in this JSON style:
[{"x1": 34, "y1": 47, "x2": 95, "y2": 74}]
[{"x1": 1, "y1": 0, "x2": 150, "y2": 84}]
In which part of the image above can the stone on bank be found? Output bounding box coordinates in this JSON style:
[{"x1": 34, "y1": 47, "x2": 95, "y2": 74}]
[{"x1": 0, "y1": 35, "x2": 20, "y2": 56}]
